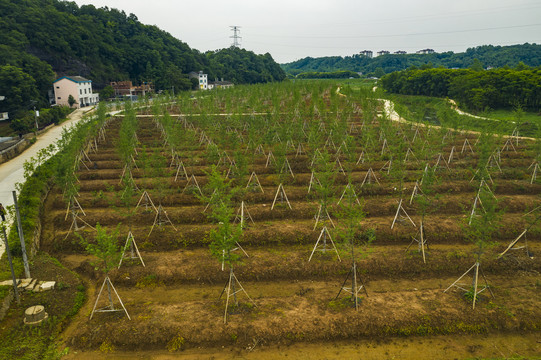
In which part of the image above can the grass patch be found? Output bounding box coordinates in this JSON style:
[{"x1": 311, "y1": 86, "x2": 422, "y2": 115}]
[
  {"x1": 0, "y1": 253, "x2": 85, "y2": 360},
  {"x1": 388, "y1": 94, "x2": 538, "y2": 135}
]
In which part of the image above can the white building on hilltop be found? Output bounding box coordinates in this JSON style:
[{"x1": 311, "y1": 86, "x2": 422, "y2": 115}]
[{"x1": 53, "y1": 76, "x2": 99, "y2": 108}]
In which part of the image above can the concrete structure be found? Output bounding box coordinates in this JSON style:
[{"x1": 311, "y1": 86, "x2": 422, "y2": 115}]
[
  {"x1": 377, "y1": 50, "x2": 390, "y2": 56},
  {"x1": 394, "y1": 50, "x2": 407, "y2": 54},
  {"x1": 189, "y1": 71, "x2": 208, "y2": 90},
  {"x1": 53, "y1": 76, "x2": 99, "y2": 108},
  {"x1": 416, "y1": 48, "x2": 435, "y2": 54},
  {"x1": 360, "y1": 50, "x2": 373, "y2": 58}
]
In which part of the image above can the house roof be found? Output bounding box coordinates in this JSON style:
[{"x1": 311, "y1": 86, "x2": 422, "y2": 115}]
[{"x1": 53, "y1": 76, "x2": 91, "y2": 84}]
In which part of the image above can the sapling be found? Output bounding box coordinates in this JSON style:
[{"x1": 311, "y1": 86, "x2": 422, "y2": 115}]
[
  {"x1": 199, "y1": 167, "x2": 253, "y2": 323},
  {"x1": 445, "y1": 147, "x2": 501, "y2": 308},
  {"x1": 334, "y1": 180, "x2": 374, "y2": 309},
  {"x1": 79, "y1": 224, "x2": 131, "y2": 320}
]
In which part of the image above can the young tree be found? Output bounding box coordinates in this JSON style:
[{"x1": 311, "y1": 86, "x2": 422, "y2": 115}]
[
  {"x1": 199, "y1": 167, "x2": 253, "y2": 322},
  {"x1": 79, "y1": 224, "x2": 131, "y2": 320},
  {"x1": 334, "y1": 183, "x2": 374, "y2": 309}
]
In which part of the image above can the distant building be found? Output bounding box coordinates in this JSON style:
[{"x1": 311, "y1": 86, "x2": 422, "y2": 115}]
[
  {"x1": 189, "y1": 71, "x2": 208, "y2": 90},
  {"x1": 189, "y1": 72, "x2": 233, "y2": 91},
  {"x1": 416, "y1": 48, "x2": 435, "y2": 54},
  {"x1": 110, "y1": 81, "x2": 154, "y2": 98},
  {"x1": 359, "y1": 50, "x2": 373, "y2": 58},
  {"x1": 376, "y1": 50, "x2": 390, "y2": 56},
  {"x1": 53, "y1": 76, "x2": 99, "y2": 108},
  {"x1": 111, "y1": 81, "x2": 133, "y2": 97},
  {"x1": 208, "y1": 78, "x2": 234, "y2": 90},
  {"x1": 394, "y1": 50, "x2": 407, "y2": 54}
]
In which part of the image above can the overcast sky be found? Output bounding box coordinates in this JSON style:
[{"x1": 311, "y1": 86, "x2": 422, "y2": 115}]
[{"x1": 71, "y1": 0, "x2": 541, "y2": 63}]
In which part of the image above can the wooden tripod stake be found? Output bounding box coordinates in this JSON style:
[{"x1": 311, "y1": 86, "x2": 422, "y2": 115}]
[
  {"x1": 118, "y1": 231, "x2": 145, "y2": 268},
  {"x1": 313, "y1": 204, "x2": 335, "y2": 230},
  {"x1": 335, "y1": 261, "x2": 368, "y2": 310},
  {"x1": 90, "y1": 276, "x2": 131, "y2": 320},
  {"x1": 391, "y1": 199, "x2": 416, "y2": 229},
  {"x1": 220, "y1": 267, "x2": 256, "y2": 324},
  {"x1": 309, "y1": 226, "x2": 341, "y2": 262},
  {"x1": 64, "y1": 210, "x2": 96, "y2": 240},
  {"x1": 271, "y1": 183, "x2": 292, "y2": 210},
  {"x1": 182, "y1": 175, "x2": 202, "y2": 196},
  {"x1": 234, "y1": 201, "x2": 255, "y2": 228},
  {"x1": 135, "y1": 190, "x2": 157, "y2": 213},
  {"x1": 444, "y1": 261, "x2": 494, "y2": 309},
  {"x1": 308, "y1": 171, "x2": 321, "y2": 193},
  {"x1": 406, "y1": 220, "x2": 427, "y2": 263},
  {"x1": 246, "y1": 172, "x2": 264, "y2": 193},
  {"x1": 361, "y1": 168, "x2": 380, "y2": 187},
  {"x1": 529, "y1": 161, "x2": 538, "y2": 184},
  {"x1": 174, "y1": 161, "x2": 188, "y2": 181},
  {"x1": 148, "y1": 204, "x2": 177, "y2": 237}
]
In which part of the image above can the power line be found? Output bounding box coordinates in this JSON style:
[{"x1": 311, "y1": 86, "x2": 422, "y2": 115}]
[{"x1": 250, "y1": 23, "x2": 541, "y2": 40}]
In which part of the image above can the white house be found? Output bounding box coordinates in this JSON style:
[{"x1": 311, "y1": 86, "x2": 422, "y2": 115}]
[
  {"x1": 189, "y1": 71, "x2": 208, "y2": 90},
  {"x1": 53, "y1": 76, "x2": 99, "y2": 108}
]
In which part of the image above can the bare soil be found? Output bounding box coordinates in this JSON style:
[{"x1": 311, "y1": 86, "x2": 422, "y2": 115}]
[{"x1": 37, "y1": 114, "x2": 541, "y2": 357}]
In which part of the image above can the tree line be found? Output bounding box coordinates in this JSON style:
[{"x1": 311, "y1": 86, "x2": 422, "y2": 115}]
[
  {"x1": 282, "y1": 44, "x2": 541, "y2": 77},
  {"x1": 295, "y1": 70, "x2": 360, "y2": 79},
  {"x1": 380, "y1": 67, "x2": 541, "y2": 112}
]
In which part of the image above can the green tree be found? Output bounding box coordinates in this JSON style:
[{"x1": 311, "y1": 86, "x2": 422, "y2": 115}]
[
  {"x1": 0, "y1": 65, "x2": 40, "y2": 115},
  {"x1": 68, "y1": 94, "x2": 76, "y2": 108},
  {"x1": 99, "y1": 85, "x2": 115, "y2": 100},
  {"x1": 79, "y1": 224, "x2": 121, "y2": 275}
]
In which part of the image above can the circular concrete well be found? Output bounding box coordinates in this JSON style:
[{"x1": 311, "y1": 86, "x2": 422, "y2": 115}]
[{"x1": 24, "y1": 305, "x2": 48, "y2": 325}]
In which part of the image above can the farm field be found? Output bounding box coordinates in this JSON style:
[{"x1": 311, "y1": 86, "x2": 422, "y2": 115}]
[{"x1": 37, "y1": 83, "x2": 541, "y2": 357}]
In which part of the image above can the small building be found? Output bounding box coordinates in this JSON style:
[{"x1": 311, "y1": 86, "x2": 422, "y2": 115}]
[
  {"x1": 110, "y1": 81, "x2": 154, "y2": 98},
  {"x1": 416, "y1": 48, "x2": 435, "y2": 54},
  {"x1": 376, "y1": 50, "x2": 390, "y2": 56},
  {"x1": 394, "y1": 50, "x2": 407, "y2": 54},
  {"x1": 53, "y1": 76, "x2": 99, "y2": 108},
  {"x1": 111, "y1": 81, "x2": 134, "y2": 97},
  {"x1": 359, "y1": 50, "x2": 373, "y2": 58},
  {"x1": 189, "y1": 71, "x2": 208, "y2": 90},
  {"x1": 208, "y1": 78, "x2": 234, "y2": 90}
]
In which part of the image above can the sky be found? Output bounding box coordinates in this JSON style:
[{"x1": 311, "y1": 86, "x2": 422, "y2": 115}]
[{"x1": 71, "y1": 0, "x2": 541, "y2": 63}]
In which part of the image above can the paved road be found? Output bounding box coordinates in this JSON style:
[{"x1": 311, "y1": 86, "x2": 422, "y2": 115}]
[{"x1": 0, "y1": 107, "x2": 92, "y2": 257}]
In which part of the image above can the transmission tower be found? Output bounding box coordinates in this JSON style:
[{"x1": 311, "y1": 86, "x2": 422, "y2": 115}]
[{"x1": 230, "y1": 26, "x2": 242, "y2": 48}]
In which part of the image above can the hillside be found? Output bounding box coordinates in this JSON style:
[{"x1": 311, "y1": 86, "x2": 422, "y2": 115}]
[
  {"x1": 0, "y1": 0, "x2": 285, "y2": 113},
  {"x1": 282, "y1": 44, "x2": 541, "y2": 76}
]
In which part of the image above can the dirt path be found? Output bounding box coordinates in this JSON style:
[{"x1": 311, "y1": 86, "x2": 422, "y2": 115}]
[
  {"x1": 60, "y1": 331, "x2": 541, "y2": 360},
  {"x1": 0, "y1": 107, "x2": 92, "y2": 257}
]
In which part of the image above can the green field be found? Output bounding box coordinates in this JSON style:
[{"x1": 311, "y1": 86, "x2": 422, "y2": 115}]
[{"x1": 389, "y1": 94, "x2": 541, "y2": 137}]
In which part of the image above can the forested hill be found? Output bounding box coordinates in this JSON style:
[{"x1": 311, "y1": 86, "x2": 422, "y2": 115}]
[
  {"x1": 0, "y1": 0, "x2": 285, "y2": 109},
  {"x1": 282, "y1": 44, "x2": 541, "y2": 76}
]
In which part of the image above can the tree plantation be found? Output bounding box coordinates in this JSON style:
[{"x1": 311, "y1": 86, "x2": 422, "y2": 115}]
[{"x1": 1, "y1": 81, "x2": 540, "y2": 358}]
